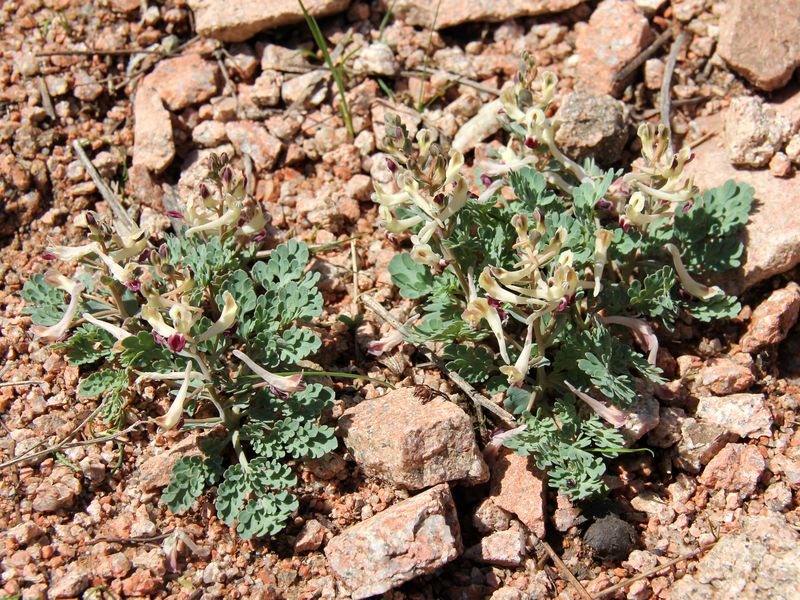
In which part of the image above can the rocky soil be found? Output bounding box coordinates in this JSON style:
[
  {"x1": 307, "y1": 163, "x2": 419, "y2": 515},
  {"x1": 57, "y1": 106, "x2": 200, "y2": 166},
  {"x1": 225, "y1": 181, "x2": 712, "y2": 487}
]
[{"x1": 1, "y1": 0, "x2": 800, "y2": 599}]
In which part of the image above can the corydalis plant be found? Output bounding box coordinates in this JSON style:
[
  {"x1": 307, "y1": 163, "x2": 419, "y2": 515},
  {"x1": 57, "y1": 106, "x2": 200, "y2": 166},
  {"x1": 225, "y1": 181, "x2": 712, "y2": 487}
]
[
  {"x1": 372, "y1": 56, "x2": 752, "y2": 500},
  {"x1": 22, "y1": 154, "x2": 336, "y2": 538}
]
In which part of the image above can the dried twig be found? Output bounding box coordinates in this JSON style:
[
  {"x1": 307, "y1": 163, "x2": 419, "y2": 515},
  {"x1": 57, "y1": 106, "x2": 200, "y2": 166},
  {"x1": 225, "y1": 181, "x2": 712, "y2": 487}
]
[
  {"x1": 540, "y1": 540, "x2": 593, "y2": 600},
  {"x1": 660, "y1": 30, "x2": 687, "y2": 148},
  {"x1": 614, "y1": 28, "x2": 673, "y2": 83},
  {"x1": 593, "y1": 542, "x2": 715, "y2": 599},
  {"x1": 36, "y1": 76, "x2": 56, "y2": 120},
  {"x1": 400, "y1": 68, "x2": 500, "y2": 96},
  {"x1": 0, "y1": 380, "x2": 45, "y2": 388},
  {"x1": 35, "y1": 48, "x2": 164, "y2": 57},
  {"x1": 361, "y1": 295, "x2": 517, "y2": 427},
  {"x1": 71, "y1": 139, "x2": 137, "y2": 235}
]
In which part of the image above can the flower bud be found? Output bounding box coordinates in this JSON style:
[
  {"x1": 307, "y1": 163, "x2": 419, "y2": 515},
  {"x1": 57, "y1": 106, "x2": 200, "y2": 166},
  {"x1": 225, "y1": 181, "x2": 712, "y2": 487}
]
[
  {"x1": 525, "y1": 136, "x2": 539, "y2": 149},
  {"x1": 168, "y1": 333, "x2": 186, "y2": 353},
  {"x1": 480, "y1": 173, "x2": 493, "y2": 188},
  {"x1": 199, "y1": 182, "x2": 210, "y2": 199},
  {"x1": 386, "y1": 157, "x2": 398, "y2": 173},
  {"x1": 221, "y1": 166, "x2": 233, "y2": 184}
]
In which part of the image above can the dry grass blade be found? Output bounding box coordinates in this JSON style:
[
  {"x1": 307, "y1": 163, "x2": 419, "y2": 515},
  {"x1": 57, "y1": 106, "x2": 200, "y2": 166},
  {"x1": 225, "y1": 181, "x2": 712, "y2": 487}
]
[{"x1": 540, "y1": 540, "x2": 594, "y2": 600}]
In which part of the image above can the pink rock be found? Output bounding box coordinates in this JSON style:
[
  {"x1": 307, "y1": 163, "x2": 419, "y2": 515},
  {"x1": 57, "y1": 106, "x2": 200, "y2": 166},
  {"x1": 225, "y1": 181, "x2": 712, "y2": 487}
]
[
  {"x1": 225, "y1": 121, "x2": 283, "y2": 171},
  {"x1": 724, "y1": 96, "x2": 791, "y2": 168},
  {"x1": 694, "y1": 356, "x2": 755, "y2": 395},
  {"x1": 294, "y1": 519, "x2": 326, "y2": 553},
  {"x1": 674, "y1": 418, "x2": 734, "y2": 473},
  {"x1": 388, "y1": 0, "x2": 584, "y2": 29},
  {"x1": 740, "y1": 282, "x2": 800, "y2": 353},
  {"x1": 144, "y1": 54, "x2": 220, "y2": 111},
  {"x1": 133, "y1": 86, "x2": 175, "y2": 173},
  {"x1": 465, "y1": 527, "x2": 527, "y2": 567},
  {"x1": 576, "y1": 0, "x2": 654, "y2": 97},
  {"x1": 188, "y1": 0, "x2": 351, "y2": 42},
  {"x1": 695, "y1": 393, "x2": 772, "y2": 439},
  {"x1": 339, "y1": 388, "x2": 489, "y2": 489},
  {"x1": 490, "y1": 450, "x2": 546, "y2": 539},
  {"x1": 472, "y1": 498, "x2": 512, "y2": 534},
  {"x1": 133, "y1": 434, "x2": 200, "y2": 492},
  {"x1": 192, "y1": 120, "x2": 228, "y2": 147},
  {"x1": 325, "y1": 484, "x2": 462, "y2": 599},
  {"x1": 95, "y1": 552, "x2": 133, "y2": 579},
  {"x1": 122, "y1": 569, "x2": 162, "y2": 596},
  {"x1": 698, "y1": 443, "x2": 765, "y2": 499},
  {"x1": 685, "y1": 109, "x2": 800, "y2": 291},
  {"x1": 718, "y1": 0, "x2": 800, "y2": 92},
  {"x1": 553, "y1": 493, "x2": 582, "y2": 532}
]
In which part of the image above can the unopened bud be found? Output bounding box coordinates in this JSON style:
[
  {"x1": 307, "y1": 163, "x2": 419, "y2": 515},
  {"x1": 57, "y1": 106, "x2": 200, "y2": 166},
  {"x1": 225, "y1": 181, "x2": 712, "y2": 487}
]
[
  {"x1": 199, "y1": 182, "x2": 210, "y2": 199},
  {"x1": 525, "y1": 136, "x2": 539, "y2": 149}
]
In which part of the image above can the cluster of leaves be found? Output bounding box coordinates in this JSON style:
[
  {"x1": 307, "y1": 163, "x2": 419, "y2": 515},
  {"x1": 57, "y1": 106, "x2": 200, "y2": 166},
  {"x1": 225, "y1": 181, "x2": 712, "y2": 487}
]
[
  {"x1": 375, "y1": 60, "x2": 753, "y2": 500},
  {"x1": 22, "y1": 155, "x2": 335, "y2": 538}
]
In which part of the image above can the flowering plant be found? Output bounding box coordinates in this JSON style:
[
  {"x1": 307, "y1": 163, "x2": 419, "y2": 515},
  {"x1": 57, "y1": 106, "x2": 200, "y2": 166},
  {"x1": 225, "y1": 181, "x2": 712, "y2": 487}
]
[
  {"x1": 22, "y1": 154, "x2": 336, "y2": 537},
  {"x1": 373, "y1": 55, "x2": 752, "y2": 499}
]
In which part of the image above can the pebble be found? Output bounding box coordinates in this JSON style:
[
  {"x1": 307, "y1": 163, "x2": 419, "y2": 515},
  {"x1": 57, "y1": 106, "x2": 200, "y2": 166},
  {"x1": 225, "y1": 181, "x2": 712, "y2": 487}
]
[
  {"x1": 294, "y1": 519, "x2": 326, "y2": 553},
  {"x1": 724, "y1": 96, "x2": 791, "y2": 168},
  {"x1": 465, "y1": 527, "x2": 527, "y2": 567},
  {"x1": 48, "y1": 567, "x2": 90, "y2": 599},
  {"x1": 144, "y1": 54, "x2": 221, "y2": 111},
  {"x1": 225, "y1": 121, "x2": 283, "y2": 171},
  {"x1": 673, "y1": 418, "x2": 733, "y2": 474},
  {"x1": 769, "y1": 152, "x2": 793, "y2": 177},
  {"x1": 694, "y1": 355, "x2": 755, "y2": 396},
  {"x1": 740, "y1": 282, "x2": 800, "y2": 353},
  {"x1": 698, "y1": 443, "x2": 765, "y2": 499},
  {"x1": 352, "y1": 42, "x2": 399, "y2": 77},
  {"x1": 192, "y1": 120, "x2": 228, "y2": 147},
  {"x1": 489, "y1": 450, "x2": 546, "y2": 539},
  {"x1": 281, "y1": 70, "x2": 329, "y2": 108},
  {"x1": 554, "y1": 91, "x2": 630, "y2": 166},
  {"x1": 472, "y1": 498, "x2": 512, "y2": 534},
  {"x1": 695, "y1": 393, "x2": 772, "y2": 439},
  {"x1": 388, "y1": 0, "x2": 584, "y2": 29},
  {"x1": 133, "y1": 85, "x2": 175, "y2": 173}
]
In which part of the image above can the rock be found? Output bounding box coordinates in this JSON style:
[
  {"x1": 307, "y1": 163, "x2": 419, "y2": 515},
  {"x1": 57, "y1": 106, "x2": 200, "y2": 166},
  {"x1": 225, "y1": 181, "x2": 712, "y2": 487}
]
[
  {"x1": 144, "y1": 54, "x2": 220, "y2": 111},
  {"x1": 465, "y1": 527, "x2": 527, "y2": 567},
  {"x1": 694, "y1": 356, "x2": 755, "y2": 395},
  {"x1": 575, "y1": 0, "x2": 654, "y2": 97},
  {"x1": 554, "y1": 91, "x2": 630, "y2": 166},
  {"x1": 192, "y1": 120, "x2": 228, "y2": 147},
  {"x1": 785, "y1": 134, "x2": 800, "y2": 164},
  {"x1": 452, "y1": 98, "x2": 503, "y2": 154},
  {"x1": 188, "y1": 0, "x2": 350, "y2": 42},
  {"x1": 553, "y1": 493, "x2": 582, "y2": 532},
  {"x1": 225, "y1": 121, "x2": 283, "y2": 171},
  {"x1": 352, "y1": 42, "x2": 399, "y2": 76},
  {"x1": 634, "y1": 0, "x2": 666, "y2": 13},
  {"x1": 644, "y1": 58, "x2": 664, "y2": 90},
  {"x1": 684, "y1": 110, "x2": 800, "y2": 291},
  {"x1": 386, "y1": 0, "x2": 583, "y2": 29},
  {"x1": 95, "y1": 552, "x2": 133, "y2": 579},
  {"x1": 325, "y1": 484, "x2": 462, "y2": 599},
  {"x1": 32, "y1": 467, "x2": 81, "y2": 513},
  {"x1": 49, "y1": 567, "x2": 90, "y2": 598},
  {"x1": 724, "y1": 96, "x2": 791, "y2": 168},
  {"x1": 281, "y1": 70, "x2": 329, "y2": 107},
  {"x1": 717, "y1": 0, "x2": 800, "y2": 92},
  {"x1": 472, "y1": 498, "x2": 512, "y2": 534},
  {"x1": 491, "y1": 587, "x2": 527, "y2": 600},
  {"x1": 698, "y1": 443, "x2": 765, "y2": 499},
  {"x1": 673, "y1": 418, "x2": 733, "y2": 473},
  {"x1": 631, "y1": 491, "x2": 675, "y2": 525},
  {"x1": 740, "y1": 282, "x2": 800, "y2": 353},
  {"x1": 695, "y1": 394, "x2": 772, "y2": 439},
  {"x1": 769, "y1": 152, "x2": 793, "y2": 177},
  {"x1": 489, "y1": 450, "x2": 546, "y2": 539},
  {"x1": 764, "y1": 481, "x2": 793, "y2": 512},
  {"x1": 584, "y1": 514, "x2": 638, "y2": 561},
  {"x1": 670, "y1": 515, "x2": 800, "y2": 599},
  {"x1": 73, "y1": 71, "x2": 104, "y2": 102},
  {"x1": 339, "y1": 388, "x2": 488, "y2": 489},
  {"x1": 621, "y1": 394, "x2": 660, "y2": 443},
  {"x1": 133, "y1": 85, "x2": 175, "y2": 173},
  {"x1": 122, "y1": 569, "x2": 162, "y2": 596},
  {"x1": 295, "y1": 519, "x2": 326, "y2": 553},
  {"x1": 8, "y1": 522, "x2": 44, "y2": 546},
  {"x1": 647, "y1": 406, "x2": 685, "y2": 448},
  {"x1": 134, "y1": 434, "x2": 201, "y2": 492}
]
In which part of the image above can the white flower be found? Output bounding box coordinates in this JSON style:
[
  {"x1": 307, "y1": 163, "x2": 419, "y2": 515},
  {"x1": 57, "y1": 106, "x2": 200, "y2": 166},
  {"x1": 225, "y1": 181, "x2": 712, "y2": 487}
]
[
  {"x1": 233, "y1": 349, "x2": 305, "y2": 394},
  {"x1": 665, "y1": 243, "x2": 722, "y2": 300},
  {"x1": 155, "y1": 362, "x2": 193, "y2": 432}
]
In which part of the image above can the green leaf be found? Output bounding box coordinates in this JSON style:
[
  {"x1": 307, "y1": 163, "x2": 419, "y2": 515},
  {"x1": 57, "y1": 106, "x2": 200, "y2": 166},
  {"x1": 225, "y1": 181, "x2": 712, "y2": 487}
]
[
  {"x1": 277, "y1": 327, "x2": 322, "y2": 363},
  {"x1": 217, "y1": 269, "x2": 257, "y2": 315},
  {"x1": 442, "y1": 344, "x2": 496, "y2": 383},
  {"x1": 56, "y1": 323, "x2": 116, "y2": 366},
  {"x1": 504, "y1": 387, "x2": 533, "y2": 415},
  {"x1": 285, "y1": 383, "x2": 336, "y2": 418},
  {"x1": 120, "y1": 331, "x2": 173, "y2": 370},
  {"x1": 78, "y1": 369, "x2": 127, "y2": 399},
  {"x1": 163, "y1": 456, "x2": 209, "y2": 514},
  {"x1": 21, "y1": 273, "x2": 67, "y2": 326},
  {"x1": 236, "y1": 490, "x2": 298, "y2": 539},
  {"x1": 577, "y1": 353, "x2": 636, "y2": 407},
  {"x1": 509, "y1": 167, "x2": 562, "y2": 209},
  {"x1": 252, "y1": 239, "x2": 310, "y2": 289},
  {"x1": 627, "y1": 266, "x2": 679, "y2": 324},
  {"x1": 215, "y1": 465, "x2": 249, "y2": 526},
  {"x1": 686, "y1": 293, "x2": 741, "y2": 322},
  {"x1": 388, "y1": 253, "x2": 434, "y2": 299}
]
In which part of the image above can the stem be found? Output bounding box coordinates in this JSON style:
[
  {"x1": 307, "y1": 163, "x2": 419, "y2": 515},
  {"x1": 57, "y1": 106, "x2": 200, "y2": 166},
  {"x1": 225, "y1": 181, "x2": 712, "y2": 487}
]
[
  {"x1": 527, "y1": 317, "x2": 548, "y2": 413},
  {"x1": 434, "y1": 233, "x2": 470, "y2": 300},
  {"x1": 231, "y1": 430, "x2": 248, "y2": 470}
]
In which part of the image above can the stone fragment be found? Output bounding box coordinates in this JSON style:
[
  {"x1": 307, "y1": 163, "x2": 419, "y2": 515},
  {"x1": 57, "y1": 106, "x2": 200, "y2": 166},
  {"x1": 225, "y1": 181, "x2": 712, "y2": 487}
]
[
  {"x1": 724, "y1": 96, "x2": 791, "y2": 168},
  {"x1": 769, "y1": 152, "x2": 793, "y2": 178},
  {"x1": 225, "y1": 121, "x2": 283, "y2": 171},
  {"x1": 670, "y1": 515, "x2": 800, "y2": 599},
  {"x1": 452, "y1": 98, "x2": 503, "y2": 154},
  {"x1": 133, "y1": 434, "x2": 201, "y2": 492},
  {"x1": 684, "y1": 110, "x2": 800, "y2": 291},
  {"x1": 718, "y1": 0, "x2": 800, "y2": 92},
  {"x1": 634, "y1": 0, "x2": 666, "y2": 13},
  {"x1": 554, "y1": 91, "x2": 629, "y2": 166},
  {"x1": 647, "y1": 406, "x2": 685, "y2": 448},
  {"x1": 740, "y1": 282, "x2": 800, "y2": 353},
  {"x1": 352, "y1": 42, "x2": 399, "y2": 76},
  {"x1": 489, "y1": 450, "x2": 546, "y2": 539},
  {"x1": 73, "y1": 71, "x2": 104, "y2": 102},
  {"x1": 95, "y1": 552, "x2": 133, "y2": 579},
  {"x1": 49, "y1": 567, "x2": 90, "y2": 599},
  {"x1": 339, "y1": 388, "x2": 488, "y2": 489},
  {"x1": 491, "y1": 588, "x2": 527, "y2": 600},
  {"x1": 325, "y1": 484, "x2": 462, "y2": 599},
  {"x1": 621, "y1": 394, "x2": 660, "y2": 443},
  {"x1": 553, "y1": 493, "x2": 582, "y2": 532},
  {"x1": 144, "y1": 54, "x2": 220, "y2": 111},
  {"x1": 631, "y1": 491, "x2": 675, "y2": 525},
  {"x1": 133, "y1": 86, "x2": 175, "y2": 173},
  {"x1": 785, "y1": 134, "x2": 800, "y2": 164},
  {"x1": 673, "y1": 418, "x2": 733, "y2": 473},
  {"x1": 281, "y1": 70, "x2": 329, "y2": 107},
  {"x1": 32, "y1": 467, "x2": 81, "y2": 512},
  {"x1": 695, "y1": 394, "x2": 772, "y2": 439},
  {"x1": 122, "y1": 569, "x2": 162, "y2": 596},
  {"x1": 764, "y1": 481, "x2": 793, "y2": 512},
  {"x1": 576, "y1": 0, "x2": 654, "y2": 97},
  {"x1": 8, "y1": 522, "x2": 44, "y2": 546},
  {"x1": 192, "y1": 120, "x2": 228, "y2": 147},
  {"x1": 295, "y1": 519, "x2": 326, "y2": 553},
  {"x1": 694, "y1": 356, "x2": 755, "y2": 395},
  {"x1": 188, "y1": 0, "x2": 350, "y2": 42},
  {"x1": 465, "y1": 527, "x2": 527, "y2": 567},
  {"x1": 472, "y1": 498, "x2": 512, "y2": 534},
  {"x1": 386, "y1": 0, "x2": 583, "y2": 29},
  {"x1": 698, "y1": 443, "x2": 765, "y2": 499}
]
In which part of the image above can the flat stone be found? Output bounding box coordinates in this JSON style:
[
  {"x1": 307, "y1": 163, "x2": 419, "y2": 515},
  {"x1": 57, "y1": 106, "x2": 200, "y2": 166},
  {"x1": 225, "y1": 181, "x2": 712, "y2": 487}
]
[
  {"x1": 489, "y1": 450, "x2": 546, "y2": 539},
  {"x1": 386, "y1": 0, "x2": 583, "y2": 29},
  {"x1": 133, "y1": 85, "x2": 175, "y2": 173},
  {"x1": 192, "y1": 120, "x2": 228, "y2": 147},
  {"x1": 187, "y1": 0, "x2": 351, "y2": 42},
  {"x1": 555, "y1": 91, "x2": 630, "y2": 166},
  {"x1": 670, "y1": 515, "x2": 800, "y2": 599},
  {"x1": 724, "y1": 96, "x2": 791, "y2": 168},
  {"x1": 339, "y1": 388, "x2": 488, "y2": 489},
  {"x1": 49, "y1": 567, "x2": 90, "y2": 599},
  {"x1": 684, "y1": 108, "x2": 800, "y2": 292},
  {"x1": 325, "y1": 484, "x2": 462, "y2": 599},
  {"x1": 225, "y1": 121, "x2": 283, "y2": 171},
  {"x1": 295, "y1": 519, "x2": 326, "y2": 553},
  {"x1": 741, "y1": 282, "x2": 800, "y2": 353},
  {"x1": 281, "y1": 70, "x2": 329, "y2": 107},
  {"x1": 718, "y1": 0, "x2": 800, "y2": 92},
  {"x1": 352, "y1": 42, "x2": 399, "y2": 77},
  {"x1": 465, "y1": 527, "x2": 527, "y2": 567},
  {"x1": 133, "y1": 434, "x2": 201, "y2": 492},
  {"x1": 452, "y1": 98, "x2": 503, "y2": 154},
  {"x1": 698, "y1": 443, "x2": 765, "y2": 499},
  {"x1": 673, "y1": 417, "x2": 733, "y2": 474},
  {"x1": 576, "y1": 0, "x2": 654, "y2": 97},
  {"x1": 472, "y1": 498, "x2": 512, "y2": 534},
  {"x1": 144, "y1": 54, "x2": 220, "y2": 111},
  {"x1": 694, "y1": 355, "x2": 755, "y2": 396},
  {"x1": 695, "y1": 394, "x2": 772, "y2": 439}
]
